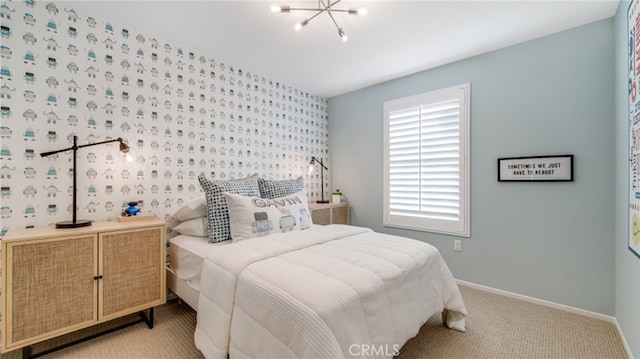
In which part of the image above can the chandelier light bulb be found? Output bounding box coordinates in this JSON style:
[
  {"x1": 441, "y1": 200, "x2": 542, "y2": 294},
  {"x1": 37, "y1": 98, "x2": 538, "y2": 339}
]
[
  {"x1": 295, "y1": 18, "x2": 309, "y2": 31},
  {"x1": 348, "y1": 7, "x2": 367, "y2": 16},
  {"x1": 338, "y1": 28, "x2": 348, "y2": 42},
  {"x1": 272, "y1": 4, "x2": 290, "y2": 13}
]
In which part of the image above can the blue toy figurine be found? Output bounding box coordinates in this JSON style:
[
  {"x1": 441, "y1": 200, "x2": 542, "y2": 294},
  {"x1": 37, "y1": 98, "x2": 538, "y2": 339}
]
[{"x1": 125, "y1": 201, "x2": 139, "y2": 216}]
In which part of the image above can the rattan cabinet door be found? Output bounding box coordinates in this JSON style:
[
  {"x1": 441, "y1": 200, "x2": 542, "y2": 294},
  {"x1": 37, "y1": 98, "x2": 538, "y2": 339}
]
[
  {"x1": 311, "y1": 207, "x2": 331, "y2": 225},
  {"x1": 98, "y1": 226, "x2": 165, "y2": 321},
  {"x1": 309, "y1": 203, "x2": 350, "y2": 225},
  {"x1": 332, "y1": 205, "x2": 349, "y2": 224},
  {"x1": 2, "y1": 234, "x2": 98, "y2": 351}
]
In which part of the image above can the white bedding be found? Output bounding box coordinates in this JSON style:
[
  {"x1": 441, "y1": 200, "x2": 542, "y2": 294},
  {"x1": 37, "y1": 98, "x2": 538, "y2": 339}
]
[
  {"x1": 169, "y1": 234, "x2": 229, "y2": 292},
  {"x1": 194, "y1": 225, "x2": 467, "y2": 359}
]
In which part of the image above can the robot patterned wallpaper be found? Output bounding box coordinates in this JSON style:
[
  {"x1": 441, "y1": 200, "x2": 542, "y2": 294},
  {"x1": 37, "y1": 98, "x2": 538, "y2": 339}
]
[{"x1": 0, "y1": 0, "x2": 330, "y2": 237}]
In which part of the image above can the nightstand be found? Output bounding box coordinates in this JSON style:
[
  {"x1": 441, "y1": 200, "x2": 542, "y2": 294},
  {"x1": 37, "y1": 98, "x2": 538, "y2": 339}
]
[
  {"x1": 309, "y1": 202, "x2": 350, "y2": 225},
  {"x1": 1, "y1": 220, "x2": 166, "y2": 357}
]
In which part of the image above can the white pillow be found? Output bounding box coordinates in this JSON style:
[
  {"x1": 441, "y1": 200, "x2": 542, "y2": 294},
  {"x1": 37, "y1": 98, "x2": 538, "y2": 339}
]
[
  {"x1": 172, "y1": 217, "x2": 209, "y2": 237},
  {"x1": 173, "y1": 196, "x2": 207, "y2": 221},
  {"x1": 223, "y1": 190, "x2": 312, "y2": 242}
]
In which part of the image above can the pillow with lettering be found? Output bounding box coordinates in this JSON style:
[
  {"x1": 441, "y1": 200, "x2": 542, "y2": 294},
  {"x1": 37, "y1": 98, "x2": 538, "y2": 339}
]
[{"x1": 223, "y1": 190, "x2": 312, "y2": 242}]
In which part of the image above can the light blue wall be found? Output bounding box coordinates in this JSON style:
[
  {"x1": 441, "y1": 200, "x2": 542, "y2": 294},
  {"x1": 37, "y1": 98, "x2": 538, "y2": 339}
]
[
  {"x1": 328, "y1": 20, "x2": 615, "y2": 315},
  {"x1": 615, "y1": 2, "x2": 640, "y2": 358}
]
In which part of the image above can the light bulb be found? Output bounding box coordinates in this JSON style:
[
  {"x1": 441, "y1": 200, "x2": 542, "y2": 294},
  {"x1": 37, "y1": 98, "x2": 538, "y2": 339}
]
[
  {"x1": 271, "y1": 5, "x2": 290, "y2": 13},
  {"x1": 348, "y1": 7, "x2": 367, "y2": 15},
  {"x1": 295, "y1": 18, "x2": 309, "y2": 31},
  {"x1": 338, "y1": 28, "x2": 348, "y2": 42}
]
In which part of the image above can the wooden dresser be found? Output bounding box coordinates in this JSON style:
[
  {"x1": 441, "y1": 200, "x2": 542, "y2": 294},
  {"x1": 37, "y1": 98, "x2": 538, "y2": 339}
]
[{"x1": 1, "y1": 220, "x2": 166, "y2": 355}]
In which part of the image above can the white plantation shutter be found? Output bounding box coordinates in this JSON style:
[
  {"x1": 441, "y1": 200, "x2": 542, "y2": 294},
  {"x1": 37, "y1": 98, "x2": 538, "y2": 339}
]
[{"x1": 383, "y1": 84, "x2": 470, "y2": 236}]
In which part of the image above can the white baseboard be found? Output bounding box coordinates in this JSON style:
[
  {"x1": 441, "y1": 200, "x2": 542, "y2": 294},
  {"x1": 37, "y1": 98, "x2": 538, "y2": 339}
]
[
  {"x1": 456, "y1": 279, "x2": 634, "y2": 359},
  {"x1": 456, "y1": 279, "x2": 614, "y2": 321}
]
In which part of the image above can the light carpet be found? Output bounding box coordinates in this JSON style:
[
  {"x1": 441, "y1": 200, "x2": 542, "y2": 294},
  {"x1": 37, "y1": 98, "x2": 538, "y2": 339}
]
[{"x1": 2, "y1": 285, "x2": 628, "y2": 358}]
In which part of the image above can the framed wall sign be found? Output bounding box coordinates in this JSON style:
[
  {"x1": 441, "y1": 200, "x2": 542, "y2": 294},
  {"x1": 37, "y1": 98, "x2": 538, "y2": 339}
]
[{"x1": 498, "y1": 155, "x2": 574, "y2": 182}]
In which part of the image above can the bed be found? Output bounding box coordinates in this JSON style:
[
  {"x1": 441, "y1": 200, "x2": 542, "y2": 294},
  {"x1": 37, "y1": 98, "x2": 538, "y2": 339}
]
[
  {"x1": 167, "y1": 234, "x2": 229, "y2": 310},
  {"x1": 167, "y1": 176, "x2": 467, "y2": 359}
]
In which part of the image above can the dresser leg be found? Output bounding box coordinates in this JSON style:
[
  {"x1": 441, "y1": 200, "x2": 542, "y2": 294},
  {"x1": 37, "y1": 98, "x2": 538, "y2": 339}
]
[
  {"x1": 140, "y1": 307, "x2": 154, "y2": 329},
  {"x1": 22, "y1": 346, "x2": 32, "y2": 359}
]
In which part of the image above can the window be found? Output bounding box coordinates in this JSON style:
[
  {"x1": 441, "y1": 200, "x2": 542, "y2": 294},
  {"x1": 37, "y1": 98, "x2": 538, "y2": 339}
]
[{"x1": 383, "y1": 83, "x2": 470, "y2": 237}]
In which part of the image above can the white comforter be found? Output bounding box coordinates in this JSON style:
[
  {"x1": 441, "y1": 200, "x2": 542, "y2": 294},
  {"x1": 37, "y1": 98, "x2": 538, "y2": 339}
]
[{"x1": 194, "y1": 225, "x2": 467, "y2": 359}]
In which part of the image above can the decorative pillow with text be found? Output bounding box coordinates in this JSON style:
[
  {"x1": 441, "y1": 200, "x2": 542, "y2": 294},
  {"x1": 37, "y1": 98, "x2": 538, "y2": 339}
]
[{"x1": 223, "y1": 190, "x2": 312, "y2": 241}]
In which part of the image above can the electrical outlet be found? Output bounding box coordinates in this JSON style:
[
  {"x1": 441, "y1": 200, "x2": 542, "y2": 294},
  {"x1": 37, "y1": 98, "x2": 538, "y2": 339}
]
[{"x1": 454, "y1": 239, "x2": 462, "y2": 252}]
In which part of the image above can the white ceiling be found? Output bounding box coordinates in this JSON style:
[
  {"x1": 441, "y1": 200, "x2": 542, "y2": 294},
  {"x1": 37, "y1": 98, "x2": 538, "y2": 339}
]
[{"x1": 67, "y1": 0, "x2": 619, "y2": 98}]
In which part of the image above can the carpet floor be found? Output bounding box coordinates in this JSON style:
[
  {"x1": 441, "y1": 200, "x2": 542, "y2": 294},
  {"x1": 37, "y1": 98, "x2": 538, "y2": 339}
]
[{"x1": 2, "y1": 285, "x2": 629, "y2": 358}]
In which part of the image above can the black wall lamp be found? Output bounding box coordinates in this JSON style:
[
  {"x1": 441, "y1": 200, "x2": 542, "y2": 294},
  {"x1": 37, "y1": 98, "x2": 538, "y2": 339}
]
[
  {"x1": 309, "y1": 156, "x2": 329, "y2": 203},
  {"x1": 40, "y1": 135, "x2": 130, "y2": 228}
]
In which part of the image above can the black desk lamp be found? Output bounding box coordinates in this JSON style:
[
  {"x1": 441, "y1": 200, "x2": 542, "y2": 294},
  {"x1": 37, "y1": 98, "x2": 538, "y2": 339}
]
[
  {"x1": 40, "y1": 135, "x2": 130, "y2": 228},
  {"x1": 309, "y1": 156, "x2": 329, "y2": 203}
]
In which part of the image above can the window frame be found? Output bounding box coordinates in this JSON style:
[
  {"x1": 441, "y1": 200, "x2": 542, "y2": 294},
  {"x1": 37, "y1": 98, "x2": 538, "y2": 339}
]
[{"x1": 383, "y1": 83, "x2": 470, "y2": 237}]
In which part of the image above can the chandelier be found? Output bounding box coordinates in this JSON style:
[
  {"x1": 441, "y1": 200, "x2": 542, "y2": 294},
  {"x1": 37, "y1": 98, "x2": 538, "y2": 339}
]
[{"x1": 271, "y1": 0, "x2": 368, "y2": 42}]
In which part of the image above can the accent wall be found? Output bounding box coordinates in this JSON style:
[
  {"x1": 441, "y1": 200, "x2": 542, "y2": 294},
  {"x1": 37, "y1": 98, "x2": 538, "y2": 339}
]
[{"x1": 0, "y1": 0, "x2": 329, "y2": 235}]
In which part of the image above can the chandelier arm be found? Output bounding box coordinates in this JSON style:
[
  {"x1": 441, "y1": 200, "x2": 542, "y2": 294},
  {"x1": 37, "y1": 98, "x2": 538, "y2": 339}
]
[
  {"x1": 327, "y1": 10, "x2": 341, "y2": 31},
  {"x1": 287, "y1": 7, "x2": 330, "y2": 11},
  {"x1": 310, "y1": 10, "x2": 325, "y2": 22},
  {"x1": 288, "y1": 0, "x2": 334, "y2": 11}
]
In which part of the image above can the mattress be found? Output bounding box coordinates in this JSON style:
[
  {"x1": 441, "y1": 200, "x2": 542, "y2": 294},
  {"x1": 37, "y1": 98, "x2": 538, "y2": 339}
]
[{"x1": 169, "y1": 234, "x2": 229, "y2": 292}]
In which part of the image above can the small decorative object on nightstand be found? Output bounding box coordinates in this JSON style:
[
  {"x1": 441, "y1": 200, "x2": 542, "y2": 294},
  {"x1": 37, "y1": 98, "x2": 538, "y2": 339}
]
[
  {"x1": 124, "y1": 201, "x2": 141, "y2": 216},
  {"x1": 332, "y1": 189, "x2": 342, "y2": 203},
  {"x1": 117, "y1": 201, "x2": 156, "y2": 222},
  {"x1": 309, "y1": 202, "x2": 349, "y2": 225}
]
